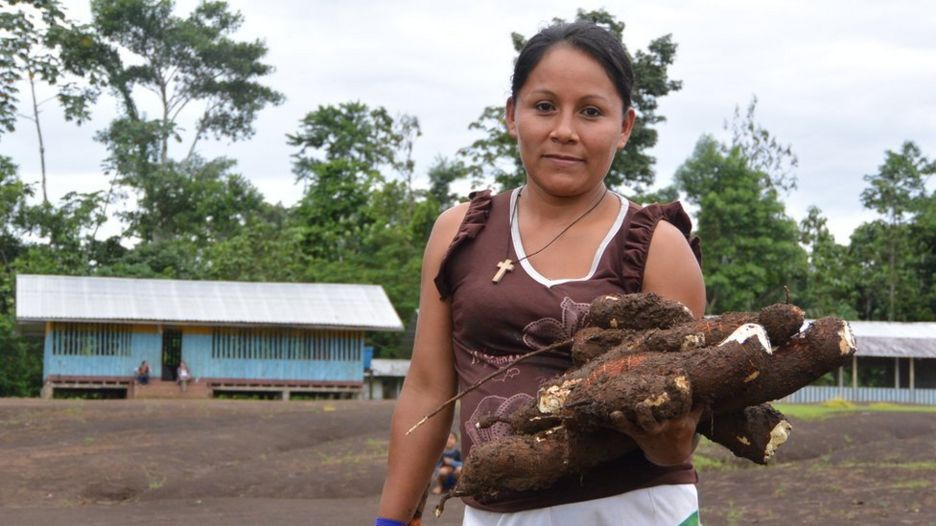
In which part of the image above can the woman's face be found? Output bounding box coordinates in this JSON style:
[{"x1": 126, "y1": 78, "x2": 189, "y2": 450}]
[{"x1": 506, "y1": 45, "x2": 636, "y2": 198}]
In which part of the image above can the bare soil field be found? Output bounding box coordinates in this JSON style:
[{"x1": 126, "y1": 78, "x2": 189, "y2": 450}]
[{"x1": 0, "y1": 398, "x2": 933, "y2": 525}]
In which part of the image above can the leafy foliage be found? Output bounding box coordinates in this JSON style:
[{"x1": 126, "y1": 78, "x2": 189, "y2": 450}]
[
  {"x1": 675, "y1": 135, "x2": 806, "y2": 313},
  {"x1": 3, "y1": 3, "x2": 936, "y2": 394}
]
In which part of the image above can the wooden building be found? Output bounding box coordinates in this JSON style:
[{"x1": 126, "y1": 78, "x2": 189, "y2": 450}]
[
  {"x1": 784, "y1": 321, "x2": 936, "y2": 405},
  {"x1": 363, "y1": 358, "x2": 410, "y2": 400},
  {"x1": 15, "y1": 275, "x2": 402, "y2": 399}
]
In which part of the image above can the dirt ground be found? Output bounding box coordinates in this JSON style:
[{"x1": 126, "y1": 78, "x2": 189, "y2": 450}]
[{"x1": 0, "y1": 398, "x2": 933, "y2": 525}]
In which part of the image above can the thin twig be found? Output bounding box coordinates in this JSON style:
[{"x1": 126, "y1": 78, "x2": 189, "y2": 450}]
[{"x1": 405, "y1": 338, "x2": 573, "y2": 436}]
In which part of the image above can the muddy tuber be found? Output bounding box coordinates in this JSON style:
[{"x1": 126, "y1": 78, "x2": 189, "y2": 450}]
[{"x1": 432, "y1": 293, "x2": 856, "y2": 509}]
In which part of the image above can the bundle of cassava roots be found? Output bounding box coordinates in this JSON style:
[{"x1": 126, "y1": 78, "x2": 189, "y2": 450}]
[{"x1": 433, "y1": 292, "x2": 857, "y2": 512}]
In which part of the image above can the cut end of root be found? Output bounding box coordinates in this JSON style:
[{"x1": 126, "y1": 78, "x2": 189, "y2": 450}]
[
  {"x1": 641, "y1": 391, "x2": 671, "y2": 408},
  {"x1": 764, "y1": 419, "x2": 793, "y2": 462},
  {"x1": 537, "y1": 379, "x2": 581, "y2": 414},
  {"x1": 720, "y1": 323, "x2": 772, "y2": 354},
  {"x1": 838, "y1": 321, "x2": 857, "y2": 356},
  {"x1": 673, "y1": 375, "x2": 690, "y2": 393},
  {"x1": 682, "y1": 333, "x2": 706, "y2": 351}
]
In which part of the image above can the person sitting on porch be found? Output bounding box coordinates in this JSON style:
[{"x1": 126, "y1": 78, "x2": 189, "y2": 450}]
[
  {"x1": 177, "y1": 361, "x2": 192, "y2": 392},
  {"x1": 136, "y1": 361, "x2": 150, "y2": 385}
]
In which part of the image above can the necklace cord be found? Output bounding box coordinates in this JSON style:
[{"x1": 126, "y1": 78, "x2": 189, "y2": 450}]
[{"x1": 507, "y1": 186, "x2": 609, "y2": 264}]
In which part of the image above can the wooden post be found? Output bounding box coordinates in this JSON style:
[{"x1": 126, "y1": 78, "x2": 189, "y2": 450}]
[
  {"x1": 837, "y1": 366, "x2": 843, "y2": 388},
  {"x1": 851, "y1": 354, "x2": 858, "y2": 392},
  {"x1": 895, "y1": 357, "x2": 900, "y2": 389},
  {"x1": 910, "y1": 358, "x2": 916, "y2": 404}
]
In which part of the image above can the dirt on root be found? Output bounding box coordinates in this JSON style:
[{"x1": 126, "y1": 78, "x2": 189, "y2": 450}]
[{"x1": 0, "y1": 398, "x2": 933, "y2": 525}]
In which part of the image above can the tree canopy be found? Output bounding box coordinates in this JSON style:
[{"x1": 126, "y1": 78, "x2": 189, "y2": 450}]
[{"x1": 1, "y1": 2, "x2": 934, "y2": 396}]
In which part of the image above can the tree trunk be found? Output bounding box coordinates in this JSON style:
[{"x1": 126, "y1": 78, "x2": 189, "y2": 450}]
[{"x1": 27, "y1": 66, "x2": 48, "y2": 204}]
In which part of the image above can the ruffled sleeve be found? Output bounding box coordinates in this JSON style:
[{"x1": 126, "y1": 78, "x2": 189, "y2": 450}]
[
  {"x1": 433, "y1": 190, "x2": 494, "y2": 299},
  {"x1": 620, "y1": 201, "x2": 702, "y2": 290}
]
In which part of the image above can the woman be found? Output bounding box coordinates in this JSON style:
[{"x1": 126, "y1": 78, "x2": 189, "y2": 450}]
[{"x1": 378, "y1": 21, "x2": 705, "y2": 526}]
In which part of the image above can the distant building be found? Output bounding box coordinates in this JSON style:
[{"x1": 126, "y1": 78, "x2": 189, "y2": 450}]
[
  {"x1": 784, "y1": 321, "x2": 936, "y2": 405},
  {"x1": 16, "y1": 275, "x2": 402, "y2": 399},
  {"x1": 363, "y1": 358, "x2": 410, "y2": 400}
]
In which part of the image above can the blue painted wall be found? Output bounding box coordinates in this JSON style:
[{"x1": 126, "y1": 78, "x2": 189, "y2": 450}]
[
  {"x1": 44, "y1": 324, "x2": 160, "y2": 379},
  {"x1": 181, "y1": 330, "x2": 363, "y2": 382},
  {"x1": 44, "y1": 323, "x2": 364, "y2": 382},
  {"x1": 783, "y1": 385, "x2": 936, "y2": 405}
]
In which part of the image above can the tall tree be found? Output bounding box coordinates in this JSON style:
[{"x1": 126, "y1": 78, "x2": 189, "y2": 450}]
[
  {"x1": 725, "y1": 97, "x2": 798, "y2": 194},
  {"x1": 798, "y1": 206, "x2": 858, "y2": 318},
  {"x1": 425, "y1": 156, "x2": 469, "y2": 211},
  {"x1": 675, "y1": 135, "x2": 806, "y2": 313},
  {"x1": 458, "y1": 8, "x2": 681, "y2": 192},
  {"x1": 287, "y1": 102, "x2": 429, "y2": 357},
  {"x1": 1, "y1": 0, "x2": 99, "y2": 203},
  {"x1": 0, "y1": 157, "x2": 43, "y2": 397},
  {"x1": 287, "y1": 102, "x2": 420, "y2": 260},
  {"x1": 54, "y1": 0, "x2": 283, "y2": 226},
  {"x1": 859, "y1": 141, "x2": 934, "y2": 320},
  {"x1": 907, "y1": 191, "x2": 936, "y2": 318}
]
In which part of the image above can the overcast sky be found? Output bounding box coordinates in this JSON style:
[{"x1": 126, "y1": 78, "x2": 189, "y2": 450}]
[{"x1": 4, "y1": 0, "x2": 935, "y2": 243}]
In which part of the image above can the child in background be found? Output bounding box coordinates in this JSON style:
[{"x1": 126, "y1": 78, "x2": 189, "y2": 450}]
[{"x1": 432, "y1": 432, "x2": 463, "y2": 495}]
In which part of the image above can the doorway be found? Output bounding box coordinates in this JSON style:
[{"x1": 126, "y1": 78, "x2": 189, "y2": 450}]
[{"x1": 161, "y1": 329, "x2": 182, "y2": 381}]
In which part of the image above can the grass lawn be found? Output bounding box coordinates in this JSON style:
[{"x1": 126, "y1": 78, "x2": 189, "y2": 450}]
[{"x1": 774, "y1": 399, "x2": 936, "y2": 421}]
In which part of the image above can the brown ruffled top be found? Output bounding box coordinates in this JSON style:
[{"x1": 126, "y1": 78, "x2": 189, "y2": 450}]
[
  {"x1": 432, "y1": 188, "x2": 702, "y2": 513},
  {"x1": 620, "y1": 201, "x2": 703, "y2": 289},
  {"x1": 434, "y1": 189, "x2": 494, "y2": 300}
]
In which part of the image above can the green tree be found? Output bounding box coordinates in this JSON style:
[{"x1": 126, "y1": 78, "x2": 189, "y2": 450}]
[
  {"x1": 1, "y1": 0, "x2": 100, "y2": 203},
  {"x1": 798, "y1": 206, "x2": 858, "y2": 318},
  {"x1": 288, "y1": 102, "x2": 421, "y2": 260},
  {"x1": 458, "y1": 8, "x2": 681, "y2": 192},
  {"x1": 725, "y1": 97, "x2": 798, "y2": 194},
  {"x1": 52, "y1": 0, "x2": 283, "y2": 246},
  {"x1": 57, "y1": 0, "x2": 284, "y2": 165},
  {"x1": 287, "y1": 102, "x2": 429, "y2": 357},
  {"x1": 425, "y1": 156, "x2": 469, "y2": 211},
  {"x1": 907, "y1": 192, "x2": 936, "y2": 318},
  {"x1": 674, "y1": 136, "x2": 806, "y2": 313},
  {"x1": 0, "y1": 158, "x2": 43, "y2": 397},
  {"x1": 859, "y1": 141, "x2": 934, "y2": 320}
]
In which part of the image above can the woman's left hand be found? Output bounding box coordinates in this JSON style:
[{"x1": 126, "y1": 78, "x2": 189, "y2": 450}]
[{"x1": 609, "y1": 404, "x2": 704, "y2": 466}]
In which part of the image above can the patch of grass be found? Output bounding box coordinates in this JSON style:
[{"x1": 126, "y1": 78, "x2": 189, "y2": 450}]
[
  {"x1": 692, "y1": 453, "x2": 734, "y2": 472},
  {"x1": 771, "y1": 481, "x2": 787, "y2": 497},
  {"x1": 773, "y1": 401, "x2": 936, "y2": 421},
  {"x1": 142, "y1": 466, "x2": 166, "y2": 491},
  {"x1": 724, "y1": 502, "x2": 745, "y2": 526},
  {"x1": 839, "y1": 460, "x2": 936, "y2": 470},
  {"x1": 866, "y1": 402, "x2": 936, "y2": 413},
  {"x1": 365, "y1": 438, "x2": 388, "y2": 450},
  {"x1": 891, "y1": 479, "x2": 931, "y2": 490}
]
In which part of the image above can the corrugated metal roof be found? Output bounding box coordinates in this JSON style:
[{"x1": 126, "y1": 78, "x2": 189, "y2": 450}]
[
  {"x1": 16, "y1": 274, "x2": 403, "y2": 331},
  {"x1": 849, "y1": 320, "x2": 936, "y2": 339},
  {"x1": 370, "y1": 359, "x2": 410, "y2": 377},
  {"x1": 799, "y1": 320, "x2": 936, "y2": 359},
  {"x1": 848, "y1": 321, "x2": 936, "y2": 358}
]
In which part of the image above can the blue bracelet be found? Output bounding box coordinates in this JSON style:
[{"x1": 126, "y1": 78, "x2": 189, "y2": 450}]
[{"x1": 375, "y1": 518, "x2": 407, "y2": 526}]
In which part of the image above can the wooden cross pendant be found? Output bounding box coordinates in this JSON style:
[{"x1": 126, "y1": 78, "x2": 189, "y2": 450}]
[{"x1": 492, "y1": 258, "x2": 515, "y2": 284}]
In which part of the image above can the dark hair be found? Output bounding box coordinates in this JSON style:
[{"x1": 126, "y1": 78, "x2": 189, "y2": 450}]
[{"x1": 511, "y1": 21, "x2": 634, "y2": 110}]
